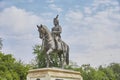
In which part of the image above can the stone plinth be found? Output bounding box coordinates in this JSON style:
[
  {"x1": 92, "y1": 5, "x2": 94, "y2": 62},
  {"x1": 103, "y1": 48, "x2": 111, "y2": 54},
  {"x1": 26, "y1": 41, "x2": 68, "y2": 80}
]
[{"x1": 27, "y1": 68, "x2": 83, "y2": 80}]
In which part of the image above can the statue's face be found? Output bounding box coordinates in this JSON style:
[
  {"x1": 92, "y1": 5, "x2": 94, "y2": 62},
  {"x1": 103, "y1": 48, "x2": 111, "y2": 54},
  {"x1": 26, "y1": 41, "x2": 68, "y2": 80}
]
[
  {"x1": 37, "y1": 25, "x2": 44, "y2": 33},
  {"x1": 37, "y1": 25, "x2": 46, "y2": 39}
]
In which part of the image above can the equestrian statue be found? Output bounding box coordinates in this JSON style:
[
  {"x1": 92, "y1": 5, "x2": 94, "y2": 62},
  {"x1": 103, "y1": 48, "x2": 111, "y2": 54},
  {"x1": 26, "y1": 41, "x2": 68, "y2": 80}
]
[{"x1": 37, "y1": 15, "x2": 69, "y2": 68}]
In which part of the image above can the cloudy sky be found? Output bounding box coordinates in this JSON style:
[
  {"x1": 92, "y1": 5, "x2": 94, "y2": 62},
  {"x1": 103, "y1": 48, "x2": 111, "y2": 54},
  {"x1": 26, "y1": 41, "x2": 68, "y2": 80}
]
[{"x1": 0, "y1": 0, "x2": 120, "y2": 67}]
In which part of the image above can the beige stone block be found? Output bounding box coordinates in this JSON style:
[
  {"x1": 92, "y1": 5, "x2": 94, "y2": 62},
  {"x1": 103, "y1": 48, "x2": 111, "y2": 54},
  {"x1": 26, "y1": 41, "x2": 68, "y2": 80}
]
[{"x1": 27, "y1": 68, "x2": 83, "y2": 80}]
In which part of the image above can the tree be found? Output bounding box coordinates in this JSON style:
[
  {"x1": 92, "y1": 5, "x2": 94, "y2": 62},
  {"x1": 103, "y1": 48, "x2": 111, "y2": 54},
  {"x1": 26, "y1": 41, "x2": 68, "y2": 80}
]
[
  {"x1": 33, "y1": 45, "x2": 46, "y2": 68},
  {"x1": 13, "y1": 60, "x2": 30, "y2": 80},
  {"x1": 98, "y1": 66, "x2": 116, "y2": 80},
  {"x1": 108, "y1": 63, "x2": 120, "y2": 80},
  {"x1": 93, "y1": 70, "x2": 107, "y2": 80},
  {"x1": 74, "y1": 64, "x2": 116, "y2": 80},
  {"x1": 0, "y1": 52, "x2": 19, "y2": 80},
  {"x1": 80, "y1": 64, "x2": 96, "y2": 80},
  {"x1": 0, "y1": 52, "x2": 30, "y2": 80}
]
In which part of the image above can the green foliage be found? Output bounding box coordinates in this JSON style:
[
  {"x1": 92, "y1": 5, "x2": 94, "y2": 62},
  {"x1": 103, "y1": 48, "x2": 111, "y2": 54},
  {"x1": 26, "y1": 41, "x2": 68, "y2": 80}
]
[
  {"x1": 99, "y1": 66, "x2": 116, "y2": 80},
  {"x1": 65, "y1": 63, "x2": 120, "y2": 80},
  {"x1": 109, "y1": 63, "x2": 120, "y2": 80},
  {"x1": 0, "y1": 52, "x2": 30, "y2": 80},
  {"x1": 50, "y1": 52, "x2": 59, "y2": 67},
  {"x1": 33, "y1": 45, "x2": 46, "y2": 68}
]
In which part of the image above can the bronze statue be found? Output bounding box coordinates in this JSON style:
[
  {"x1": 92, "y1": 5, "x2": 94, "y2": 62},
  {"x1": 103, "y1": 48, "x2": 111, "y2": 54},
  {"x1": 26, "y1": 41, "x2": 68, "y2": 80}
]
[
  {"x1": 37, "y1": 15, "x2": 69, "y2": 68},
  {"x1": 52, "y1": 15, "x2": 62, "y2": 50}
]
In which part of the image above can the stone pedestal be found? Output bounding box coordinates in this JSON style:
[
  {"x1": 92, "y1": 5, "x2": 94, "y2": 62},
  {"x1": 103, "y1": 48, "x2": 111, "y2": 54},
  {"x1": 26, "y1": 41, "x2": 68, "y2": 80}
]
[{"x1": 27, "y1": 68, "x2": 83, "y2": 80}]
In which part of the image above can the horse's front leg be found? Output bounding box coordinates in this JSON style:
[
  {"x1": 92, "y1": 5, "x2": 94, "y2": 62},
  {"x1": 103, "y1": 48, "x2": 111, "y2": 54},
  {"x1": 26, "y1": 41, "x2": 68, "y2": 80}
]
[{"x1": 46, "y1": 48, "x2": 53, "y2": 68}]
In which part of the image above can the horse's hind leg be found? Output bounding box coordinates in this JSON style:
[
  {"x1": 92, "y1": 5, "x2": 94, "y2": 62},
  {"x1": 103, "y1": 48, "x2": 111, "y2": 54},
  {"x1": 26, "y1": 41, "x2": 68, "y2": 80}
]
[
  {"x1": 58, "y1": 53, "x2": 62, "y2": 68},
  {"x1": 46, "y1": 48, "x2": 53, "y2": 68}
]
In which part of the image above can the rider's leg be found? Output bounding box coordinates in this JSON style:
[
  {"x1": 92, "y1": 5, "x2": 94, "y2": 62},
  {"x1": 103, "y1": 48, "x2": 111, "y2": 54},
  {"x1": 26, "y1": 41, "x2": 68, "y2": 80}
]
[{"x1": 56, "y1": 37, "x2": 62, "y2": 50}]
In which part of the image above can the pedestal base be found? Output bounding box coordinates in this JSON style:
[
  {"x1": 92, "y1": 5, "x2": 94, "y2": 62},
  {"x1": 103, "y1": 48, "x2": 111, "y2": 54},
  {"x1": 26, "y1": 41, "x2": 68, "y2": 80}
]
[{"x1": 27, "y1": 68, "x2": 83, "y2": 80}]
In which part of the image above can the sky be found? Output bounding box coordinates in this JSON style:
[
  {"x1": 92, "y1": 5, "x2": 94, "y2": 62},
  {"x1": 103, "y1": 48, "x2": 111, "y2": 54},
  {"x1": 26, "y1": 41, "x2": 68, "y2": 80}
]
[{"x1": 0, "y1": 0, "x2": 120, "y2": 67}]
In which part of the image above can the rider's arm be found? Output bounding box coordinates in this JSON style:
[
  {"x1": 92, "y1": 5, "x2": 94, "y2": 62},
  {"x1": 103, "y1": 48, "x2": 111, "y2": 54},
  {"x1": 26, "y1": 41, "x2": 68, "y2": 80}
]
[{"x1": 52, "y1": 26, "x2": 62, "y2": 34}]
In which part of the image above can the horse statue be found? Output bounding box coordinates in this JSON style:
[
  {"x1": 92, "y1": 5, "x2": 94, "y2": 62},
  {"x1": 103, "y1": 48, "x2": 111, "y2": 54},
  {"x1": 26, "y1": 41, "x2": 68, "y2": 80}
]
[{"x1": 37, "y1": 24, "x2": 69, "y2": 68}]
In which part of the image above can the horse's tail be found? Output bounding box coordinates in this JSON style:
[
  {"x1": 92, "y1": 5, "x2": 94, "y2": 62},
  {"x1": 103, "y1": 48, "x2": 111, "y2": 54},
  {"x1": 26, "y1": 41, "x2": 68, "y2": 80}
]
[{"x1": 66, "y1": 45, "x2": 69, "y2": 65}]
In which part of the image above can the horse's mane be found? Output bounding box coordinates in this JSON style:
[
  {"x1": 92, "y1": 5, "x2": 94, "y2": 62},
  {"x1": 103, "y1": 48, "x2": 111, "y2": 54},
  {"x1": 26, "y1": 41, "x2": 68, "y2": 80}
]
[{"x1": 42, "y1": 25, "x2": 51, "y2": 36}]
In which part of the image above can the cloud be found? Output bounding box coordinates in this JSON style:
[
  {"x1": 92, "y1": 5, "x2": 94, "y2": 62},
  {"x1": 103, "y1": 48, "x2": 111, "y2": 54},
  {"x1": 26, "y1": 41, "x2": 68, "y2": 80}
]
[
  {"x1": 0, "y1": 6, "x2": 44, "y2": 34},
  {"x1": 46, "y1": 0, "x2": 54, "y2": 3},
  {"x1": 71, "y1": 48, "x2": 120, "y2": 67},
  {"x1": 64, "y1": 0, "x2": 120, "y2": 67},
  {"x1": 0, "y1": 6, "x2": 45, "y2": 63},
  {"x1": 65, "y1": 10, "x2": 83, "y2": 26},
  {"x1": 91, "y1": 0, "x2": 120, "y2": 12},
  {"x1": 49, "y1": 4, "x2": 63, "y2": 13},
  {"x1": 93, "y1": 0, "x2": 119, "y2": 6},
  {"x1": 84, "y1": 7, "x2": 92, "y2": 14}
]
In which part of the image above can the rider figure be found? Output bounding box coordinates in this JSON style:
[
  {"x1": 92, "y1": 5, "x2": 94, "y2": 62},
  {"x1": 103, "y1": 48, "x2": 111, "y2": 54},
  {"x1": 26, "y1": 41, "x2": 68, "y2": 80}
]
[{"x1": 52, "y1": 15, "x2": 62, "y2": 50}]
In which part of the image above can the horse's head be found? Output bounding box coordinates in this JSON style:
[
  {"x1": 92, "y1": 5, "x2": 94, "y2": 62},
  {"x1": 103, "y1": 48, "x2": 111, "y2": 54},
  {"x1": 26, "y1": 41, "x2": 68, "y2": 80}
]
[{"x1": 37, "y1": 24, "x2": 46, "y2": 39}]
